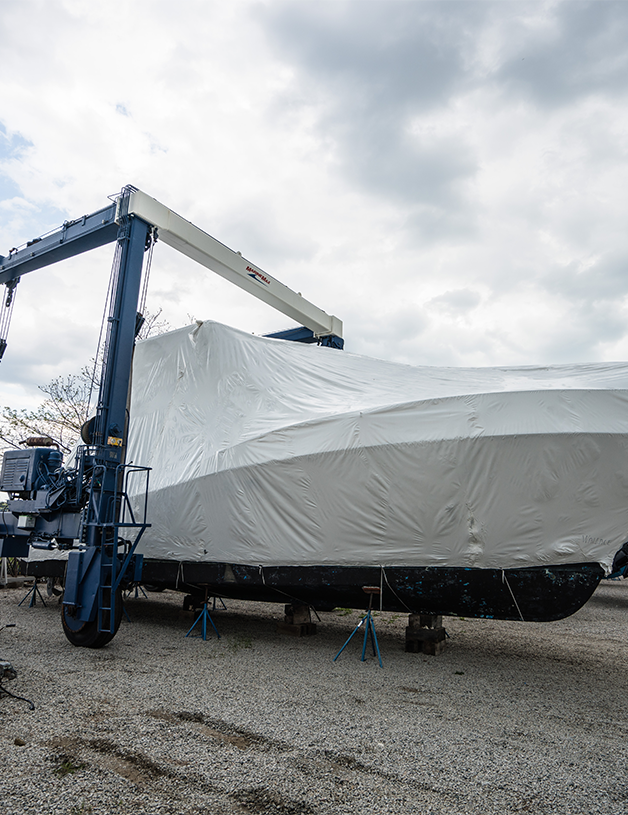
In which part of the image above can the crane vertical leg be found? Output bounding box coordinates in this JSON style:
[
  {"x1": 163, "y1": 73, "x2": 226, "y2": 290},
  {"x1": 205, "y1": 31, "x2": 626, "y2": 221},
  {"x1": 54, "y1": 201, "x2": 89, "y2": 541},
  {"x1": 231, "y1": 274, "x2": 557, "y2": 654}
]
[{"x1": 62, "y1": 196, "x2": 152, "y2": 647}]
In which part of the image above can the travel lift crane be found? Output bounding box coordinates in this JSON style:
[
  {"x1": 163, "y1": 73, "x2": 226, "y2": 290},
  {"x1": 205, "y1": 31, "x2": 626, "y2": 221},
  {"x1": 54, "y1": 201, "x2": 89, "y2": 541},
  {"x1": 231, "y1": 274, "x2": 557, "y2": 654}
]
[{"x1": 0, "y1": 185, "x2": 343, "y2": 648}]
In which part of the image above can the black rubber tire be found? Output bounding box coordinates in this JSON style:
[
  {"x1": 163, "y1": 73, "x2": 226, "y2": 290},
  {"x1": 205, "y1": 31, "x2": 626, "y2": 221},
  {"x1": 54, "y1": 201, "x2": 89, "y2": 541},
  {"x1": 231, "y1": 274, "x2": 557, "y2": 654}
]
[{"x1": 61, "y1": 588, "x2": 123, "y2": 648}]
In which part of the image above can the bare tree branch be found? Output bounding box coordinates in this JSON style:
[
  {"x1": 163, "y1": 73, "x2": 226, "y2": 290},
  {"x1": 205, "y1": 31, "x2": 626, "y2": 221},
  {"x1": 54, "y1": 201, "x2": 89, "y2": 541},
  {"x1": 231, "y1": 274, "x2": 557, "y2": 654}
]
[{"x1": 0, "y1": 307, "x2": 172, "y2": 455}]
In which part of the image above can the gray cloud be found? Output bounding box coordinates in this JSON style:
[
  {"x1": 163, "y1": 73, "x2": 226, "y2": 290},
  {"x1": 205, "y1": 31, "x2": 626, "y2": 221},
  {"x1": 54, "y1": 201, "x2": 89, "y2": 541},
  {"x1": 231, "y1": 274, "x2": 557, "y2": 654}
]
[
  {"x1": 260, "y1": 1, "x2": 628, "y2": 229},
  {"x1": 260, "y1": 1, "x2": 484, "y2": 212},
  {"x1": 261, "y1": 1, "x2": 482, "y2": 108},
  {"x1": 537, "y1": 297, "x2": 627, "y2": 364},
  {"x1": 0, "y1": 123, "x2": 30, "y2": 203},
  {"x1": 428, "y1": 288, "x2": 482, "y2": 314},
  {"x1": 544, "y1": 252, "x2": 628, "y2": 303},
  {"x1": 0, "y1": 123, "x2": 31, "y2": 164},
  {"x1": 344, "y1": 302, "x2": 429, "y2": 362},
  {"x1": 497, "y1": 2, "x2": 628, "y2": 107}
]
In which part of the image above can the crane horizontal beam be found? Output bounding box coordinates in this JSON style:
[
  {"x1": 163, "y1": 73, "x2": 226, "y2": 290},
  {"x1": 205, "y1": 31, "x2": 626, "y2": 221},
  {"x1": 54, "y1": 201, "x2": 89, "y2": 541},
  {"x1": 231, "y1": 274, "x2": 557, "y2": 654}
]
[
  {"x1": 0, "y1": 205, "x2": 118, "y2": 283},
  {"x1": 0, "y1": 187, "x2": 342, "y2": 340},
  {"x1": 123, "y1": 190, "x2": 343, "y2": 339}
]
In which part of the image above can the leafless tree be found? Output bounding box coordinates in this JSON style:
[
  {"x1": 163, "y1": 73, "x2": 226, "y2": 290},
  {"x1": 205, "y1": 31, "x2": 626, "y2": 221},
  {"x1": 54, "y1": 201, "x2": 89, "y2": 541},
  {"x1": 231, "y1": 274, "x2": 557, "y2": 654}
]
[{"x1": 0, "y1": 308, "x2": 171, "y2": 453}]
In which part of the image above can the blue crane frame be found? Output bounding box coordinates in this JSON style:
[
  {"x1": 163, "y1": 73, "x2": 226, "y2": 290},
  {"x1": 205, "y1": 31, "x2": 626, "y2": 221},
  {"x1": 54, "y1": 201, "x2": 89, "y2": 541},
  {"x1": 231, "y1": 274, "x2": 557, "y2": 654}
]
[
  {"x1": 0, "y1": 185, "x2": 344, "y2": 647},
  {"x1": 0, "y1": 186, "x2": 152, "y2": 645}
]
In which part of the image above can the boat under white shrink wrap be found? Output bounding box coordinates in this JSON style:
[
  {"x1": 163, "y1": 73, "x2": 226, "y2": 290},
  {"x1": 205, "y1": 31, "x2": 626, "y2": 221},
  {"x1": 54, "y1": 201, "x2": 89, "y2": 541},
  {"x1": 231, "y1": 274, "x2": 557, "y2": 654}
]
[{"x1": 126, "y1": 320, "x2": 628, "y2": 621}]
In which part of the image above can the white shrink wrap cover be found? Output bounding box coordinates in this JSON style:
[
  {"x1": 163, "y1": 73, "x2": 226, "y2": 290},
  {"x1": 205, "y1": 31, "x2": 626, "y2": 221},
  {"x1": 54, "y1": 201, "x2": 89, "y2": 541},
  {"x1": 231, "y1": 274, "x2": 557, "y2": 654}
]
[{"x1": 127, "y1": 321, "x2": 628, "y2": 573}]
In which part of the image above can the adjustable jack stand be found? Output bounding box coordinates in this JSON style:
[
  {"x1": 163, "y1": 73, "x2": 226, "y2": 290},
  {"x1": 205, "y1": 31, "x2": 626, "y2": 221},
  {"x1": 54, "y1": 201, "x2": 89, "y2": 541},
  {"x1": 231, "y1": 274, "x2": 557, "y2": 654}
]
[
  {"x1": 334, "y1": 586, "x2": 383, "y2": 668},
  {"x1": 18, "y1": 580, "x2": 47, "y2": 609},
  {"x1": 120, "y1": 584, "x2": 146, "y2": 623},
  {"x1": 134, "y1": 584, "x2": 148, "y2": 599},
  {"x1": 212, "y1": 595, "x2": 227, "y2": 611},
  {"x1": 186, "y1": 586, "x2": 221, "y2": 641}
]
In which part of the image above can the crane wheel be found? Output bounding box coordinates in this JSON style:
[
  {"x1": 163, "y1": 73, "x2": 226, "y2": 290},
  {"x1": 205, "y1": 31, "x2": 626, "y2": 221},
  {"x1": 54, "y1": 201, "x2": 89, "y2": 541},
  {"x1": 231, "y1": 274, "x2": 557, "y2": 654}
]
[{"x1": 61, "y1": 589, "x2": 123, "y2": 648}]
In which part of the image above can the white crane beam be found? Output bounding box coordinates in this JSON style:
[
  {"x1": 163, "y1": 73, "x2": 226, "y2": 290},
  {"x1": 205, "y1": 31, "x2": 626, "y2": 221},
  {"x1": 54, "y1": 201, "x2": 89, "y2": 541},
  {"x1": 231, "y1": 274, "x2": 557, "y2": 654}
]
[{"x1": 121, "y1": 189, "x2": 343, "y2": 339}]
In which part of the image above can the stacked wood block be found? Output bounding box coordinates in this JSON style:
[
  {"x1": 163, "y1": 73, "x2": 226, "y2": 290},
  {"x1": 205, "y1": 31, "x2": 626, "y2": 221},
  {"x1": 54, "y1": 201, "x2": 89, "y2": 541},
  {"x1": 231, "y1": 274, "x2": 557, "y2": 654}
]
[
  {"x1": 405, "y1": 613, "x2": 446, "y2": 655},
  {"x1": 277, "y1": 603, "x2": 317, "y2": 636}
]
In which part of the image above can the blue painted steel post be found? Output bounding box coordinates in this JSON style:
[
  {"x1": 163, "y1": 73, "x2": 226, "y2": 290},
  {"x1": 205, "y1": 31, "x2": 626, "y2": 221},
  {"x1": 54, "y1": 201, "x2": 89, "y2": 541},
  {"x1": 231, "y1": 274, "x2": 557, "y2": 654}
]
[{"x1": 64, "y1": 192, "x2": 151, "y2": 634}]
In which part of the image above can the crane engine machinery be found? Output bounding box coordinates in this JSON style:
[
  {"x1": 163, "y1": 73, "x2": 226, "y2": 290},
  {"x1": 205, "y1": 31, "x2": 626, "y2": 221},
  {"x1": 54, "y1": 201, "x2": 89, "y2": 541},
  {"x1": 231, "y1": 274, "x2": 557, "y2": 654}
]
[{"x1": 0, "y1": 185, "x2": 343, "y2": 647}]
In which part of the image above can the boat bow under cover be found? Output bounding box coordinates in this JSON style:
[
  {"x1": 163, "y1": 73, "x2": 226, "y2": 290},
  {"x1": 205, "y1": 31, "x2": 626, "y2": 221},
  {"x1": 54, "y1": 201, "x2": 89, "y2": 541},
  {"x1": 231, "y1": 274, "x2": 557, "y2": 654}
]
[
  {"x1": 127, "y1": 322, "x2": 628, "y2": 570},
  {"x1": 125, "y1": 321, "x2": 628, "y2": 619}
]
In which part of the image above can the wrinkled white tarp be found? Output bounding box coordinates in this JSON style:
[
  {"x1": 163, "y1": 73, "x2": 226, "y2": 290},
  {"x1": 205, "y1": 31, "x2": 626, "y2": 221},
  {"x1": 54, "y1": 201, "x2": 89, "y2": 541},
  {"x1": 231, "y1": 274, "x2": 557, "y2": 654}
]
[{"x1": 127, "y1": 320, "x2": 628, "y2": 572}]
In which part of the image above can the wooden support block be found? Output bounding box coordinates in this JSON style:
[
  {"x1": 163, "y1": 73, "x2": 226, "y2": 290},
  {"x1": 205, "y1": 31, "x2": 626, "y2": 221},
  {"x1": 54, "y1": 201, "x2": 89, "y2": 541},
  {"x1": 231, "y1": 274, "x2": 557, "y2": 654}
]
[
  {"x1": 407, "y1": 613, "x2": 422, "y2": 629},
  {"x1": 283, "y1": 603, "x2": 312, "y2": 625},
  {"x1": 407, "y1": 613, "x2": 442, "y2": 629},
  {"x1": 405, "y1": 626, "x2": 446, "y2": 643},
  {"x1": 404, "y1": 637, "x2": 446, "y2": 655},
  {"x1": 183, "y1": 594, "x2": 203, "y2": 612},
  {"x1": 405, "y1": 620, "x2": 447, "y2": 655},
  {"x1": 276, "y1": 621, "x2": 317, "y2": 637},
  {"x1": 422, "y1": 639, "x2": 446, "y2": 656}
]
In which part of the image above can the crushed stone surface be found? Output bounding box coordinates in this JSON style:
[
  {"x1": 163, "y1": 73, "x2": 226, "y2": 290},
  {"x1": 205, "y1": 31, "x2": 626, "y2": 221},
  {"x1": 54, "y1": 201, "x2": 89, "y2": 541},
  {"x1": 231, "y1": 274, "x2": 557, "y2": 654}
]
[{"x1": 1, "y1": 579, "x2": 627, "y2": 814}]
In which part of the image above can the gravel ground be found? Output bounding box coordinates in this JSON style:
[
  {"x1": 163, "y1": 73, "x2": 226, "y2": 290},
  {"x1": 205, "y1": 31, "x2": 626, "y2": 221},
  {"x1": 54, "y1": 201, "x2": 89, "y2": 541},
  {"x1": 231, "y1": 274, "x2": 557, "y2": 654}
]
[{"x1": 1, "y1": 578, "x2": 627, "y2": 815}]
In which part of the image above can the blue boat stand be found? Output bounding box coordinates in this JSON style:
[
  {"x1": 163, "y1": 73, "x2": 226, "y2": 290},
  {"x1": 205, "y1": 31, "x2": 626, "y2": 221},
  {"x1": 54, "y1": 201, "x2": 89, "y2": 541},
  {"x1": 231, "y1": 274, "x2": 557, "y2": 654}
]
[
  {"x1": 186, "y1": 586, "x2": 221, "y2": 641},
  {"x1": 18, "y1": 580, "x2": 47, "y2": 609},
  {"x1": 333, "y1": 586, "x2": 383, "y2": 668}
]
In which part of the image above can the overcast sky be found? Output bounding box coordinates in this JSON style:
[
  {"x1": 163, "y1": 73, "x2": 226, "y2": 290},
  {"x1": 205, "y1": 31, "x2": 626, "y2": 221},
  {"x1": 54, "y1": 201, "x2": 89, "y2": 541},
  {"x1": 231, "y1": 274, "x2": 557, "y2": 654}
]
[{"x1": 1, "y1": 0, "x2": 628, "y2": 411}]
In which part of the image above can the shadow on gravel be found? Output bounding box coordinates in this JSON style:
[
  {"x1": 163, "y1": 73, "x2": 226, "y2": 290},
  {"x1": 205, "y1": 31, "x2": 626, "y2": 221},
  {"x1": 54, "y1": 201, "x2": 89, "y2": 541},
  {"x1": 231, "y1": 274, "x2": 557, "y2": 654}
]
[
  {"x1": 48, "y1": 733, "x2": 221, "y2": 799},
  {"x1": 147, "y1": 708, "x2": 291, "y2": 752},
  {"x1": 121, "y1": 594, "x2": 282, "y2": 638},
  {"x1": 232, "y1": 787, "x2": 315, "y2": 815},
  {"x1": 587, "y1": 585, "x2": 628, "y2": 609}
]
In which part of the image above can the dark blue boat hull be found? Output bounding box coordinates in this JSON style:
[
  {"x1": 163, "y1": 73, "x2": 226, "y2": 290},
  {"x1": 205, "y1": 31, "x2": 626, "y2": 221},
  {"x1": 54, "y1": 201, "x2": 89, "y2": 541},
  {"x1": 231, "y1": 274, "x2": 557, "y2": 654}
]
[
  {"x1": 141, "y1": 560, "x2": 603, "y2": 622},
  {"x1": 22, "y1": 558, "x2": 603, "y2": 621}
]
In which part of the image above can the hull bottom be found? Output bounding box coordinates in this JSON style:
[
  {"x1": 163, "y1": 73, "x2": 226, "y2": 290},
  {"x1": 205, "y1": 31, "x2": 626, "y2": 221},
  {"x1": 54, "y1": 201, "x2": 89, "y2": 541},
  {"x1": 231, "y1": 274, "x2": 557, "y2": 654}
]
[{"x1": 22, "y1": 559, "x2": 603, "y2": 622}]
